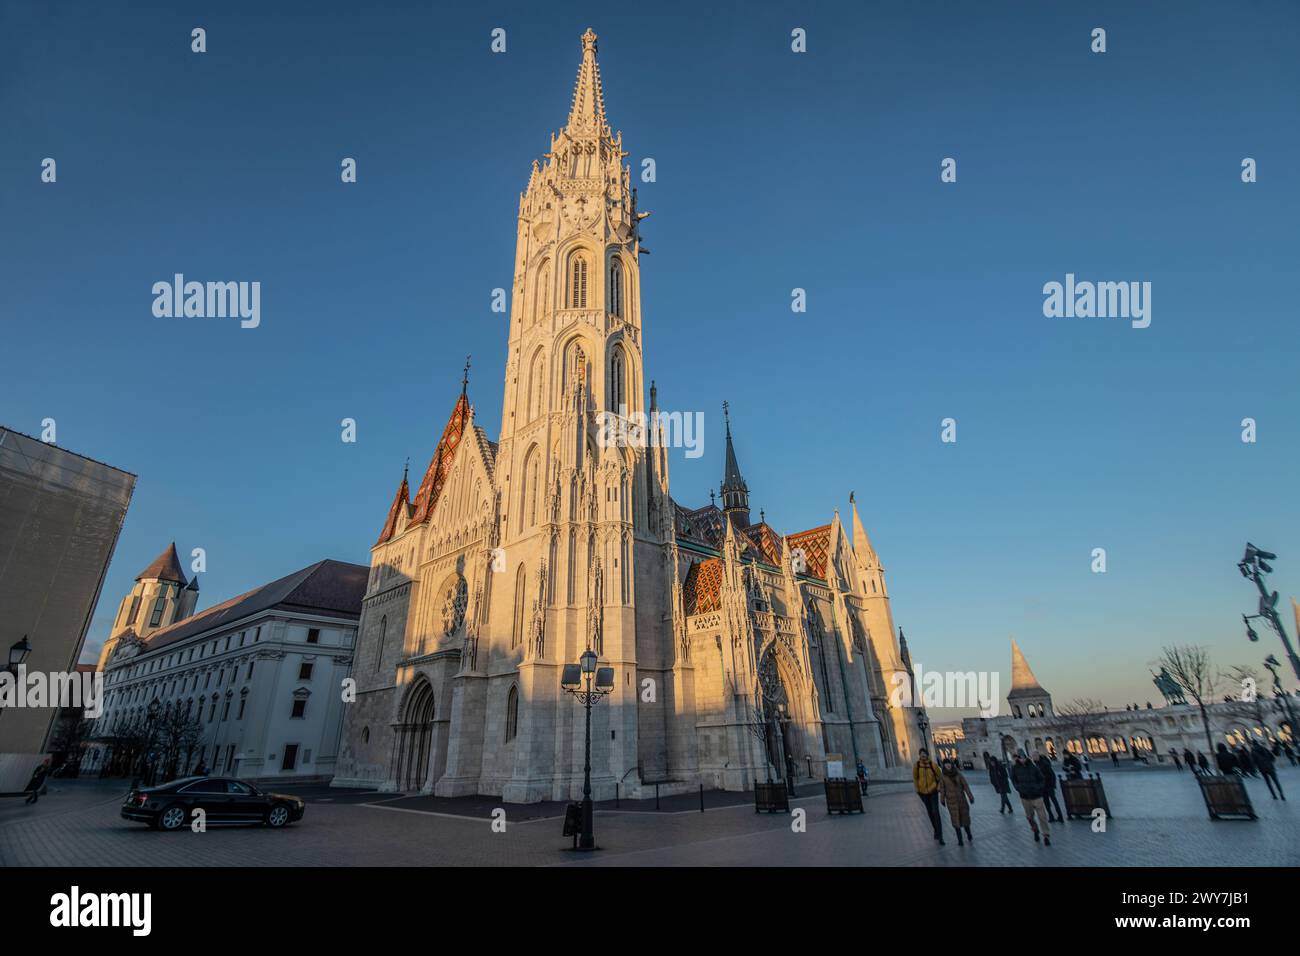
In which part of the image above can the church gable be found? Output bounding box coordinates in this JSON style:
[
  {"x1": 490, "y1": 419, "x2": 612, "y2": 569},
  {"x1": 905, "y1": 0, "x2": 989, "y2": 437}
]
[
  {"x1": 410, "y1": 392, "x2": 472, "y2": 528},
  {"x1": 786, "y1": 524, "x2": 831, "y2": 580}
]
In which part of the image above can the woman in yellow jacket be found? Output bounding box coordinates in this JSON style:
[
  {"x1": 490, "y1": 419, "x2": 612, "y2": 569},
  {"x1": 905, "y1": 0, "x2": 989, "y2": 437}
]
[{"x1": 912, "y1": 749, "x2": 945, "y2": 845}]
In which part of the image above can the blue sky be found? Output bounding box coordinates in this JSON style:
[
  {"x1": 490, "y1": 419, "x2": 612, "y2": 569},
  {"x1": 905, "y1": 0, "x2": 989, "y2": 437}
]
[{"x1": 3, "y1": 0, "x2": 1297, "y2": 711}]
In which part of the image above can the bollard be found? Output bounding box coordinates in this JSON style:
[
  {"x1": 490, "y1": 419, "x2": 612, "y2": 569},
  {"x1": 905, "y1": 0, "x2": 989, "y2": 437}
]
[
  {"x1": 699, "y1": 783, "x2": 705, "y2": 812},
  {"x1": 655, "y1": 783, "x2": 660, "y2": 810},
  {"x1": 615, "y1": 783, "x2": 619, "y2": 808}
]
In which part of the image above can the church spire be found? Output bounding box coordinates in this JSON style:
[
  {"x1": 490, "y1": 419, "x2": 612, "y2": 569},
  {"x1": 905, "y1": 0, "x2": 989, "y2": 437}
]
[
  {"x1": 849, "y1": 491, "x2": 879, "y2": 569},
  {"x1": 565, "y1": 28, "x2": 612, "y2": 140},
  {"x1": 719, "y1": 401, "x2": 750, "y2": 527}
]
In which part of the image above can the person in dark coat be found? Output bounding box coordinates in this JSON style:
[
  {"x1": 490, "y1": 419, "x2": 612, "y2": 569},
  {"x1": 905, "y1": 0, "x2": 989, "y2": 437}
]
[
  {"x1": 1215, "y1": 743, "x2": 1238, "y2": 776},
  {"x1": 1235, "y1": 746, "x2": 1257, "y2": 777},
  {"x1": 1034, "y1": 752, "x2": 1064, "y2": 822},
  {"x1": 1062, "y1": 751, "x2": 1083, "y2": 780},
  {"x1": 1251, "y1": 741, "x2": 1285, "y2": 800},
  {"x1": 938, "y1": 758, "x2": 975, "y2": 845},
  {"x1": 987, "y1": 755, "x2": 1013, "y2": 813},
  {"x1": 23, "y1": 759, "x2": 51, "y2": 805},
  {"x1": 1169, "y1": 750, "x2": 1182, "y2": 771},
  {"x1": 1197, "y1": 751, "x2": 1209, "y2": 774},
  {"x1": 1009, "y1": 750, "x2": 1051, "y2": 845},
  {"x1": 1183, "y1": 748, "x2": 1197, "y2": 774}
]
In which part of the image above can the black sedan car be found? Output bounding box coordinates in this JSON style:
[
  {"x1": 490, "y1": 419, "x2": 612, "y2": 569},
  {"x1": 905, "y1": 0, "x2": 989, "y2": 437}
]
[{"x1": 122, "y1": 776, "x2": 306, "y2": 831}]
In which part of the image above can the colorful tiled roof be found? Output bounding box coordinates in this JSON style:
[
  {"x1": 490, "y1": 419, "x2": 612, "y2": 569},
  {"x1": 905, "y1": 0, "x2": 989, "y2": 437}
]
[
  {"x1": 374, "y1": 471, "x2": 412, "y2": 547},
  {"x1": 742, "y1": 522, "x2": 782, "y2": 565},
  {"x1": 682, "y1": 558, "x2": 723, "y2": 616},
  {"x1": 675, "y1": 503, "x2": 726, "y2": 547},
  {"x1": 786, "y1": 524, "x2": 831, "y2": 579},
  {"x1": 410, "y1": 392, "x2": 470, "y2": 529}
]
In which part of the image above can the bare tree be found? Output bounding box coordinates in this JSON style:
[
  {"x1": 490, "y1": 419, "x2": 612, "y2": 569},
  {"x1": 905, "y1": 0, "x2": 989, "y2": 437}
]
[
  {"x1": 47, "y1": 716, "x2": 92, "y2": 773},
  {"x1": 1159, "y1": 645, "x2": 1220, "y2": 754},
  {"x1": 154, "y1": 705, "x2": 204, "y2": 781},
  {"x1": 1056, "y1": 698, "x2": 1108, "y2": 756}
]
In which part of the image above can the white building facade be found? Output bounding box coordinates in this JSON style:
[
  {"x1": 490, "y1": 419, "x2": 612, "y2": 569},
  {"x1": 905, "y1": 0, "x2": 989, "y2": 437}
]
[{"x1": 87, "y1": 549, "x2": 366, "y2": 783}]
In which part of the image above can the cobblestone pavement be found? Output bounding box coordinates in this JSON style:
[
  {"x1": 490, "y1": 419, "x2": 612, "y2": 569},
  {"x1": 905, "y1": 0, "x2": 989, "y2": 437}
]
[{"x1": 1, "y1": 765, "x2": 1296, "y2": 867}]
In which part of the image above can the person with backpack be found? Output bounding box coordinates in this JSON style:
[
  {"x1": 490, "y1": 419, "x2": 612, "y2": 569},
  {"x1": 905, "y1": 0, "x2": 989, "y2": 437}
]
[{"x1": 913, "y1": 749, "x2": 945, "y2": 845}]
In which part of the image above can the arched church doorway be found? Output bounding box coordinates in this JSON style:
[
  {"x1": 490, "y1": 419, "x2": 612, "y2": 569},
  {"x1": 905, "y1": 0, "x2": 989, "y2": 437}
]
[{"x1": 393, "y1": 677, "x2": 435, "y2": 792}]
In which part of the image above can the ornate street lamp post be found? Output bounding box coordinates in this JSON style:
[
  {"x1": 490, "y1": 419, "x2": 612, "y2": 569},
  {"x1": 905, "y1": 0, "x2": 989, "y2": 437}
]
[
  {"x1": 6, "y1": 635, "x2": 31, "y2": 675},
  {"x1": 917, "y1": 710, "x2": 931, "y2": 754},
  {"x1": 1263, "y1": 655, "x2": 1298, "y2": 742},
  {"x1": 561, "y1": 648, "x2": 614, "y2": 851},
  {"x1": 1238, "y1": 543, "x2": 1300, "y2": 682},
  {"x1": 0, "y1": 636, "x2": 32, "y2": 723}
]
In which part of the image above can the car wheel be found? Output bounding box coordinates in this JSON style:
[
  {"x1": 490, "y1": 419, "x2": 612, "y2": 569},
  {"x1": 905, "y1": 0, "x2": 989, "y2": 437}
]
[
  {"x1": 266, "y1": 804, "x2": 291, "y2": 828},
  {"x1": 158, "y1": 804, "x2": 187, "y2": 832}
]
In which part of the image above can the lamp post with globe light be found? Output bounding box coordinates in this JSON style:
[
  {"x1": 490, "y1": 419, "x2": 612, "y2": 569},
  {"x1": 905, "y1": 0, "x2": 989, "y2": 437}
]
[{"x1": 561, "y1": 648, "x2": 614, "y2": 850}]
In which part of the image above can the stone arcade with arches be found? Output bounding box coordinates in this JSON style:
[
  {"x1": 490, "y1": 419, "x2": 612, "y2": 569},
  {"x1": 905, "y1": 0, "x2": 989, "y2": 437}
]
[
  {"x1": 330, "y1": 30, "x2": 924, "y2": 802},
  {"x1": 935, "y1": 639, "x2": 1296, "y2": 767}
]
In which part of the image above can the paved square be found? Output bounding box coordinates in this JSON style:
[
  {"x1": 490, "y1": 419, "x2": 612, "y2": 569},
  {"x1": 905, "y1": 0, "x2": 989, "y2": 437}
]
[{"x1": 1, "y1": 764, "x2": 1296, "y2": 867}]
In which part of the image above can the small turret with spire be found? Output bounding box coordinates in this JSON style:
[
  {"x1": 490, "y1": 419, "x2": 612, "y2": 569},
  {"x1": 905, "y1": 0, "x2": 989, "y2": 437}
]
[{"x1": 719, "y1": 401, "x2": 750, "y2": 528}]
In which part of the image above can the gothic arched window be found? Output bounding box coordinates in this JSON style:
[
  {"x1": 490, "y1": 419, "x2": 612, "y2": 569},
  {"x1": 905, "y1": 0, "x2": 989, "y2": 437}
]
[
  {"x1": 518, "y1": 445, "x2": 540, "y2": 533},
  {"x1": 609, "y1": 347, "x2": 625, "y2": 412},
  {"x1": 527, "y1": 350, "x2": 546, "y2": 421},
  {"x1": 569, "y1": 254, "x2": 589, "y2": 308},
  {"x1": 535, "y1": 258, "x2": 551, "y2": 324},
  {"x1": 609, "y1": 259, "x2": 623, "y2": 317},
  {"x1": 512, "y1": 565, "x2": 527, "y2": 648},
  {"x1": 505, "y1": 685, "x2": 519, "y2": 741}
]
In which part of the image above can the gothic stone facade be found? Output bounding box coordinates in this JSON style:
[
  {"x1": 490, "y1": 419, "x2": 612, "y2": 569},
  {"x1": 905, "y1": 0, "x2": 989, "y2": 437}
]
[{"x1": 332, "y1": 30, "x2": 923, "y2": 802}]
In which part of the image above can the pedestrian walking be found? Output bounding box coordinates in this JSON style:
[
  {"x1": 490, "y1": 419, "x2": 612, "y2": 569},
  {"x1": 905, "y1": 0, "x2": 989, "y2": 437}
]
[
  {"x1": 1062, "y1": 751, "x2": 1083, "y2": 780},
  {"x1": 938, "y1": 758, "x2": 974, "y2": 845},
  {"x1": 23, "y1": 759, "x2": 51, "y2": 805},
  {"x1": 1009, "y1": 750, "x2": 1051, "y2": 846},
  {"x1": 1250, "y1": 741, "x2": 1285, "y2": 801},
  {"x1": 1235, "y1": 746, "x2": 1257, "y2": 777},
  {"x1": 1183, "y1": 748, "x2": 1197, "y2": 774},
  {"x1": 913, "y1": 749, "x2": 945, "y2": 845},
  {"x1": 1215, "y1": 743, "x2": 1238, "y2": 776},
  {"x1": 1170, "y1": 749, "x2": 1182, "y2": 771},
  {"x1": 1284, "y1": 741, "x2": 1297, "y2": 767},
  {"x1": 855, "y1": 758, "x2": 869, "y2": 796},
  {"x1": 1110, "y1": 750, "x2": 1119, "y2": 767},
  {"x1": 1197, "y1": 751, "x2": 1209, "y2": 774},
  {"x1": 987, "y1": 755, "x2": 1013, "y2": 813},
  {"x1": 1034, "y1": 752, "x2": 1064, "y2": 822}
]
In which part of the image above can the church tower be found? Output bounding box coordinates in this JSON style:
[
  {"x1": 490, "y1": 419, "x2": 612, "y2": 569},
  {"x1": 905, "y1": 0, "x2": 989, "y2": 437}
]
[
  {"x1": 98, "y1": 543, "x2": 198, "y2": 670},
  {"x1": 848, "y1": 496, "x2": 919, "y2": 762},
  {"x1": 490, "y1": 27, "x2": 660, "y2": 803}
]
